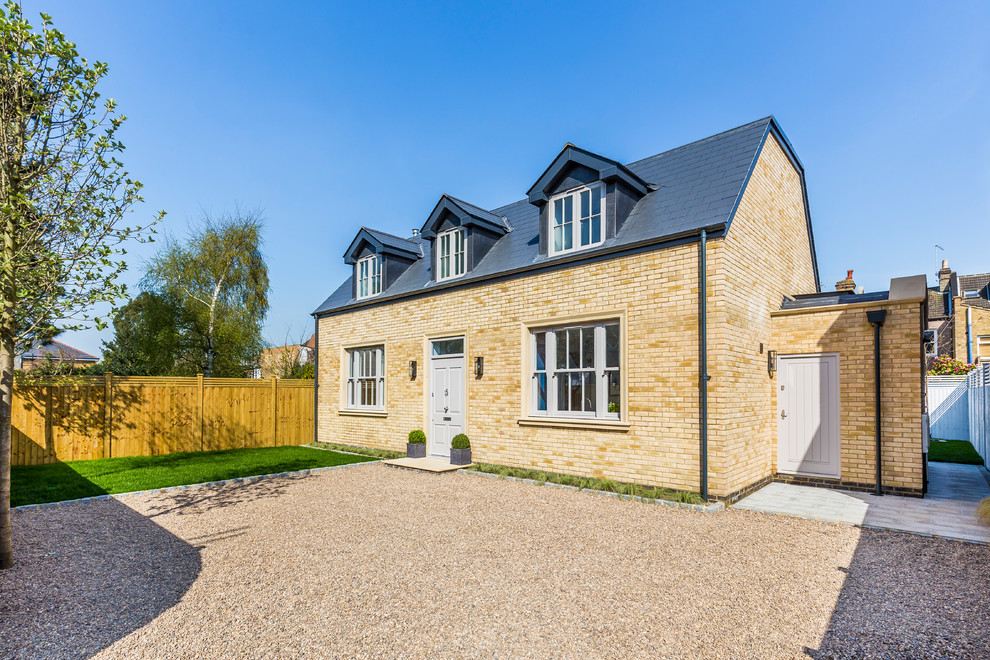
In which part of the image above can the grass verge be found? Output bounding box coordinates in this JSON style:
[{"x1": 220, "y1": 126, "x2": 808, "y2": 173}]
[
  {"x1": 305, "y1": 441, "x2": 403, "y2": 460},
  {"x1": 468, "y1": 462, "x2": 705, "y2": 504},
  {"x1": 928, "y1": 439, "x2": 984, "y2": 465},
  {"x1": 12, "y1": 445, "x2": 376, "y2": 507}
]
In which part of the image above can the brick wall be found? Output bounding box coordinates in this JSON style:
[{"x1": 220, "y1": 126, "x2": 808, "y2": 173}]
[
  {"x1": 707, "y1": 134, "x2": 818, "y2": 496},
  {"x1": 770, "y1": 301, "x2": 925, "y2": 493},
  {"x1": 952, "y1": 302, "x2": 990, "y2": 362},
  {"x1": 318, "y1": 242, "x2": 709, "y2": 493}
]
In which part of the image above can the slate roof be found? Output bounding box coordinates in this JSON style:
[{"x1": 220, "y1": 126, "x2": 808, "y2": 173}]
[
  {"x1": 21, "y1": 340, "x2": 99, "y2": 362},
  {"x1": 315, "y1": 116, "x2": 812, "y2": 316},
  {"x1": 780, "y1": 290, "x2": 890, "y2": 311},
  {"x1": 958, "y1": 273, "x2": 990, "y2": 309},
  {"x1": 928, "y1": 288, "x2": 949, "y2": 318},
  {"x1": 358, "y1": 228, "x2": 422, "y2": 256},
  {"x1": 443, "y1": 195, "x2": 511, "y2": 232}
]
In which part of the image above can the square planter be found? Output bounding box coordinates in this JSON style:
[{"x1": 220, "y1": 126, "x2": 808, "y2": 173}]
[
  {"x1": 450, "y1": 447, "x2": 472, "y2": 465},
  {"x1": 407, "y1": 442, "x2": 426, "y2": 459}
]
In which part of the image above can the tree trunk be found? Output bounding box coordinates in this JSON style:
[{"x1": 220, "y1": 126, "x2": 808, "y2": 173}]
[{"x1": 0, "y1": 336, "x2": 13, "y2": 569}]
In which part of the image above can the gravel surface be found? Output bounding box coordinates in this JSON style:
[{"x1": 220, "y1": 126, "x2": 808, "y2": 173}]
[{"x1": 2, "y1": 463, "x2": 989, "y2": 658}]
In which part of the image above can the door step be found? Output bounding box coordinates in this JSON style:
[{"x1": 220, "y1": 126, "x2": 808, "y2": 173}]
[{"x1": 383, "y1": 457, "x2": 474, "y2": 473}]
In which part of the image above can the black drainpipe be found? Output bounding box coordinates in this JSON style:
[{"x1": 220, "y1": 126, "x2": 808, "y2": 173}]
[
  {"x1": 699, "y1": 229, "x2": 709, "y2": 502},
  {"x1": 866, "y1": 309, "x2": 887, "y2": 496},
  {"x1": 313, "y1": 315, "x2": 320, "y2": 444}
]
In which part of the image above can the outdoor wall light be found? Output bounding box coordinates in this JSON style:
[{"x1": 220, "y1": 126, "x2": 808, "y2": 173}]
[
  {"x1": 475, "y1": 356, "x2": 484, "y2": 379},
  {"x1": 767, "y1": 350, "x2": 777, "y2": 377},
  {"x1": 409, "y1": 360, "x2": 417, "y2": 380}
]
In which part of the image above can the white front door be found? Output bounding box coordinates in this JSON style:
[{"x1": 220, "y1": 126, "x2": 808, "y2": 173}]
[
  {"x1": 777, "y1": 354, "x2": 840, "y2": 478},
  {"x1": 429, "y1": 338, "x2": 465, "y2": 459}
]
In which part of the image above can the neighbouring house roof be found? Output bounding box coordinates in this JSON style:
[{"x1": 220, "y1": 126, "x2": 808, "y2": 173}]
[
  {"x1": 957, "y1": 273, "x2": 990, "y2": 310},
  {"x1": 928, "y1": 288, "x2": 949, "y2": 318},
  {"x1": 303, "y1": 334, "x2": 315, "y2": 349},
  {"x1": 21, "y1": 340, "x2": 99, "y2": 362},
  {"x1": 315, "y1": 116, "x2": 818, "y2": 316}
]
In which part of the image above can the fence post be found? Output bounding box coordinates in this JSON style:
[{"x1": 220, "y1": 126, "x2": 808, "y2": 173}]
[
  {"x1": 271, "y1": 376, "x2": 277, "y2": 447},
  {"x1": 198, "y1": 373, "x2": 205, "y2": 452},
  {"x1": 104, "y1": 372, "x2": 112, "y2": 458}
]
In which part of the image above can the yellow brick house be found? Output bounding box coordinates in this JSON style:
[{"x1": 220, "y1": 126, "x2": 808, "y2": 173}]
[{"x1": 312, "y1": 117, "x2": 928, "y2": 500}]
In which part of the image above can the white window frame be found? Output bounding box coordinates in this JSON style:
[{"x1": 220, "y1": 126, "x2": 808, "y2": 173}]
[
  {"x1": 529, "y1": 320, "x2": 620, "y2": 420},
  {"x1": 356, "y1": 255, "x2": 382, "y2": 299},
  {"x1": 926, "y1": 329, "x2": 938, "y2": 357},
  {"x1": 436, "y1": 228, "x2": 467, "y2": 281},
  {"x1": 548, "y1": 183, "x2": 605, "y2": 257},
  {"x1": 346, "y1": 345, "x2": 385, "y2": 410},
  {"x1": 964, "y1": 289, "x2": 979, "y2": 298},
  {"x1": 978, "y1": 335, "x2": 990, "y2": 362}
]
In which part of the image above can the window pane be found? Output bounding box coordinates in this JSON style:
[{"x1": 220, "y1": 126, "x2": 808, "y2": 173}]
[
  {"x1": 432, "y1": 338, "x2": 464, "y2": 355},
  {"x1": 607, "y1": 370, "x2": 620, "y2": 414},
  {"x1": 582, "y1": 327, "x2": 594, "y2": 368},
  {"x1": 583, "y1": 371, "x2": 596, "y2": 412},
  {"x1": 536, "y1": 373, "x2": 547, "y2": 411},
  {"x1": 580, "y1": 216, "x2": 590, "y2": 246},
  {"x1": 591, "y1": 215, "x2": 601, "y2": 244},
  {"x1": 580, "y1": 190, "x2": 589, "y2": 218},
  {"x1": 592, "y1": 187, "x2": 601, "y2": 215},
  {"x1": 553, "y1": 225, "x2": 563, "y2": 253},
  {"x1": 563, "y1": 195, "x2": 572, "y2": 222},
  {"x1": 562, "y1": 223, "x2": 572, "y2": 250},
  {"x1": 556, "y1": 330, "x2": 566, "y2": 370},
  {"x1": 605, "y1": 324, "x2": 619, "y2": 368},
  {"x1": 557, "y1": 374, "x2": 569, "y2": 411},
  {"x1": 535, "y1": 332, "x2": 546, "y2": 371},
  {"x1": 569, "y1": 372, "x2": 582, "y2": 412},
  {"x1": 554, "y1": 199, "x2": 563, "y2": 226},
  {"x1": 567, "y1": 328, "x2": 580, "y2": 369}
]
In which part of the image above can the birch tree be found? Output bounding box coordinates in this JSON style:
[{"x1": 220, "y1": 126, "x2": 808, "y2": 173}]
[
  {"x1": 144, "y1": 212, "x2": 268, "y2": 377},
  {"x1": 0, "y1": 4, "x2": 161, "y2": 568}
]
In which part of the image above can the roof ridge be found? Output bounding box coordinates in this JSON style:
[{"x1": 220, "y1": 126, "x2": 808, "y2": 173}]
[
  {"x1": 364, "y1": 227, "x2": 421, "y2": 245},
  {"x1": 625, "y1": 116, "x2": 773, "y2": 168}
]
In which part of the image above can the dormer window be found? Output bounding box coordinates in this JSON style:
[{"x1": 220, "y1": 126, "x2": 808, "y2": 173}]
[
  {"x1": 357, "y1": 255, "x2": 381, "y2": 298},
  {"x1": 964, "y1": 290, "x2": 980, "y2": 298},
  {"x1": 437, "y1": 228, "x2": 466, "y2": 281},
  {"x1": 549, "y1": 184, "x2": 604, "y2": 256}
]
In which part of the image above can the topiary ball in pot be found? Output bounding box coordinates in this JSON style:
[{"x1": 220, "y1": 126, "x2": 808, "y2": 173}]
[
  {"x1": 407, "y1": 429, "x2": 426, "y2": 458},
  {"x1": 450, "y1": 433, "x2": 471, "y2": 465}
]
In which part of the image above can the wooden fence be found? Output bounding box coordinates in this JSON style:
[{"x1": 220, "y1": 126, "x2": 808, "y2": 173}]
[
  {"x1": 969, "y1": 363, "x2": 990, "y2": 464},
  {"x1": 11, "y1": 375, "x2": 314, "y2": 466}
]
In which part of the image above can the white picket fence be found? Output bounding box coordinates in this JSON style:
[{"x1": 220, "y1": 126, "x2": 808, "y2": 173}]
[
  {"x1": 970, "y1": 363, "x2": 990, "y2": 463},
  {"x1": 928, "y1": 375, "x2": 970, "y2": 441}
]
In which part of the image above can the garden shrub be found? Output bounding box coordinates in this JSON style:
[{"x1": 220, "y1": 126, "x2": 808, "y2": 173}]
[
  {"x1": 928, "y1": 356, "x2": 977, "y2": 376},
  {"x1": 451, "y1": 433, "x2": 470, "y2": 449},
  {"x1": 407, "y1": 429, "x2": 426, "y2": 444}
]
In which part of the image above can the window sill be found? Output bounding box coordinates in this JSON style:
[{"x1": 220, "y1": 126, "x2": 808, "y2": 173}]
[
  {"x1": 516, "y1": 416, "x2": 630, "y2": 431},
  {"x1": 337, "y1": 409, "x2": 388, "y2": 418}
]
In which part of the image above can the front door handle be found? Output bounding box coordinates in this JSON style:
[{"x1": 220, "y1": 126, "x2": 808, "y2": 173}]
[{"x1": 780, "y1": 410, "x2": 788, "y2": 419}]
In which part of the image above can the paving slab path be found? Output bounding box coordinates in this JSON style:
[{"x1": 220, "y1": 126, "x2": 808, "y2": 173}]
[{"x1": 733, "y1": 461, "x2": 990, "y2": 543}]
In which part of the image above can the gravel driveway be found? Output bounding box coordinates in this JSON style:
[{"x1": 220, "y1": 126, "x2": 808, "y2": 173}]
[{"x1": 2, "y1": 463, "x2": 989, "y2": 658}]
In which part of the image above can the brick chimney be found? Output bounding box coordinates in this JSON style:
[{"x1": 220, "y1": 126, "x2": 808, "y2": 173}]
[
  {"x1": 835, "y1": 269, "x2": 856, "y2": 293},
  {"x1": 938, "y1": 259, "x2": 953, "y2": 292}
]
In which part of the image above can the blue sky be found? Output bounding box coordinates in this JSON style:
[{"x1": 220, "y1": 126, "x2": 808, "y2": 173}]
[{"x1": 23, "y1": 0, "x2": 990, "y2": 356}]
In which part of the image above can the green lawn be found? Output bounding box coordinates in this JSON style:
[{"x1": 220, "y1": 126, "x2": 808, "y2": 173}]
[
  {"x1": 12, "y1": 445, "x2": 376, "y2": 507},
  {"x1": 928, "y1": 439, "x2": 984, "y2": 465}
]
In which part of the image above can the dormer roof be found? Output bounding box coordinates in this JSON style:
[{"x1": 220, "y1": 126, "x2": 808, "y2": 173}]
[
  {"x1": 526, "y1": 143, "x2": 652, "y2": 204},
  {"x1": 343, "y1": 227, "x2": 422, "y2": 265},
  {"x1": 419, "y1": 194, "x2": 511, "y2": 239}
]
